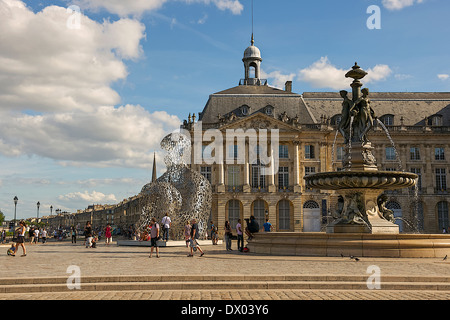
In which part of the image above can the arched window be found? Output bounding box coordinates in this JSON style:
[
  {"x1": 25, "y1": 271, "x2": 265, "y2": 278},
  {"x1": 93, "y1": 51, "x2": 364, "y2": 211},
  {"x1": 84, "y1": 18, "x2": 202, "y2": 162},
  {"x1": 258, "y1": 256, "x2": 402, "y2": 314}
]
[
  {"x1": 227, "y1": 200, "x2": 241, "y2": 230},
  {"x1": 253, "y1": 199, "x2": 266, "y2": 229},
  {"x1": 438, "y1": 201, "x2": 449, "y2": 231},
  {"x1": 416, "y1": 201, "x2": 424, "y2": 232},
  {"x1": 278, "y1": 200, "x2": 291, "y2": 230},
  {"x1": 387, "y1": 201, "x2": 403, "y2": 232},
  {"x1": 303, "y1": 200, "x2": 320, "y2": 209}
]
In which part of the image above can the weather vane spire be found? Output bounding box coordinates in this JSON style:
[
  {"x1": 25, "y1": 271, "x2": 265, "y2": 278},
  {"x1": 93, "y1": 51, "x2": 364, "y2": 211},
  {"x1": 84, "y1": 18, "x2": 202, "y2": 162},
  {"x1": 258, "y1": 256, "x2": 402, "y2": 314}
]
[{"x1": 251, "y1": 0, "x2": 254, "y2": 45}]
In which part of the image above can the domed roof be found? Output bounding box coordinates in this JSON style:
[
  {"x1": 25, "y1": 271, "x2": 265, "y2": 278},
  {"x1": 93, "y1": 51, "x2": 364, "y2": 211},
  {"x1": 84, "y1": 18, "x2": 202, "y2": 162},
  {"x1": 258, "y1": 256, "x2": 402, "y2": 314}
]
[
  {"x1": 243, "y1": 34, "x2": 262, "y2": 61},
  {"x1": 243, "y1": 44, "x2": 261, "y2": 59}
]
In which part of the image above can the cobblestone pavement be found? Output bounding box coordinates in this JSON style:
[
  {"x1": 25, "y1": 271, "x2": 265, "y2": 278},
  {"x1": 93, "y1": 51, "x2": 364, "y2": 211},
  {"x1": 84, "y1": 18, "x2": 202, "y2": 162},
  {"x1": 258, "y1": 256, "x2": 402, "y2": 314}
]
[
  {"x1": 1, "y1": 240, "x2": 450, "y2": 278},
  {"x1": 2, "y1": 289, "x2": 450, "y2": 300},
  {"x1": 1, "y1": 239, "x2": 450, "y2": 301}
]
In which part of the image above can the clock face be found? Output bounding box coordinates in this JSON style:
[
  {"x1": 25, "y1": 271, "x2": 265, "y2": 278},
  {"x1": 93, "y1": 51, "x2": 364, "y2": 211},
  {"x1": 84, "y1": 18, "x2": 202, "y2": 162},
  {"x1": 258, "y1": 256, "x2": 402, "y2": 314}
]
[
  {"x1": 241, "y1": 105, "x2": 249, "y2": 115},
  {"x1": 265, "y1": 106, "x2": 273, "y2": 115}
]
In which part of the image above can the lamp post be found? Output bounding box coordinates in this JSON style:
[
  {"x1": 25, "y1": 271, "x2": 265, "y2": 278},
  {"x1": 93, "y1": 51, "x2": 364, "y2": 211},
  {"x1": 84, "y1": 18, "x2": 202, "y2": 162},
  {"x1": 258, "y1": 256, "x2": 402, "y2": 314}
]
[
  {"x1": 13, "y1": 196, "x2": 18, "y2": 227},
  {"x1": 50, "y1": 205, "x2": 53, "y2": 216},
  {"x1": 37, "y1": 201, "x2": 40, "y2": 220}
]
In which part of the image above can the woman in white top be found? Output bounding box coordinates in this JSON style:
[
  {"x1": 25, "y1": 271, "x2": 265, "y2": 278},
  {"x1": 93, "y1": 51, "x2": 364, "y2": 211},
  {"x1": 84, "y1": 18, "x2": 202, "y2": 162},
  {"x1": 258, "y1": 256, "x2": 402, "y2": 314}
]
[{"x1": 13, "y1": 220, "x2": 27, "y2": 257}]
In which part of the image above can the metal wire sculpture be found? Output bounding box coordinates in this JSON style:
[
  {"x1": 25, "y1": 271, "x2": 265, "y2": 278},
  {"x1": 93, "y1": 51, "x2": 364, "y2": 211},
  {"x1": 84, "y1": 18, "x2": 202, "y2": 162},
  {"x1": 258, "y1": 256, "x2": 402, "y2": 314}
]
[{"x1": 138, "y1": 132, "x2": 212, "y2": 240}]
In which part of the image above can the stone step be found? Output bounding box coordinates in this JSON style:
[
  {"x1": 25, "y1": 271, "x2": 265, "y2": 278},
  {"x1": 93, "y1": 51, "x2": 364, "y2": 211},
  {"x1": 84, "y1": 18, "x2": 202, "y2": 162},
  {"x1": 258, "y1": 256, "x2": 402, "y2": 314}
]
[{"x1": 1, "y1": 275, "x2": 450, "y2": 293}]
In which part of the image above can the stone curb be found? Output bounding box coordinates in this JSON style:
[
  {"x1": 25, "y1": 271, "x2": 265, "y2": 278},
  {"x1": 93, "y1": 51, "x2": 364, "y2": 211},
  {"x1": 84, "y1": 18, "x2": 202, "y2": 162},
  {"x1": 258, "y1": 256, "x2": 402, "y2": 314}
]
[{"x1": 2, "y1": 275, "x2": 450, "y2": 293}]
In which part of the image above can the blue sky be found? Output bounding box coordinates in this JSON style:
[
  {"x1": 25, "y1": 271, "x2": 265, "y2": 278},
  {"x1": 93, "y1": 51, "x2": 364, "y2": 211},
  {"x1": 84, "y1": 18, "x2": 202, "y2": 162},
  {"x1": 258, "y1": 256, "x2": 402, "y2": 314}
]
[{"x1": 0, "y1": 0, "x2": 449, "y2": 220}]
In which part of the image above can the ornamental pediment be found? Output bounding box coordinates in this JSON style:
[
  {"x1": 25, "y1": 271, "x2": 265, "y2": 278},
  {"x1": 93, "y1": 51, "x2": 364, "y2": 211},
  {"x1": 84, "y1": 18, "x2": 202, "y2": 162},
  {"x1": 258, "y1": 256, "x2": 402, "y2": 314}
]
[{"x1": 218, "y1": 112, "x2": 300, "y2": 132}]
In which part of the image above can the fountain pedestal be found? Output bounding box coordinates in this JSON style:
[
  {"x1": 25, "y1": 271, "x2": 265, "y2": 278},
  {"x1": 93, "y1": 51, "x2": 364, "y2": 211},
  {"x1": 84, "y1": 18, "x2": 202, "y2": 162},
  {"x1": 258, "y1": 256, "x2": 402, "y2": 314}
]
[
  {"x1": 326, "y1": 189, "x2": 399, "y2": 234},
  {"x1": 344, "y1": 142, "x2": 378, "y2": 172}
]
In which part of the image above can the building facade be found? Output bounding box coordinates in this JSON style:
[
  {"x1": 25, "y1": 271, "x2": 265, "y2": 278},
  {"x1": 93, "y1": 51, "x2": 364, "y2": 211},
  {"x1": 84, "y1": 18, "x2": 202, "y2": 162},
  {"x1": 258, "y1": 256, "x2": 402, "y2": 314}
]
[
  {"x1": 181, "y1": 38, "x2": 450, "y2": 236},
  {"x1": 42, "y1": 39, "x2": 450, "y2": 237}
]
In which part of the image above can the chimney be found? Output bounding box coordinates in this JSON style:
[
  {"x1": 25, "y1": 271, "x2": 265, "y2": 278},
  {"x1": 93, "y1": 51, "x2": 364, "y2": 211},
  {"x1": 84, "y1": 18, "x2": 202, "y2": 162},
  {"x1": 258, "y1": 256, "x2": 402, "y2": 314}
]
[{"x1": 285, "y1": 81, "x2": 292, "y2": 93}]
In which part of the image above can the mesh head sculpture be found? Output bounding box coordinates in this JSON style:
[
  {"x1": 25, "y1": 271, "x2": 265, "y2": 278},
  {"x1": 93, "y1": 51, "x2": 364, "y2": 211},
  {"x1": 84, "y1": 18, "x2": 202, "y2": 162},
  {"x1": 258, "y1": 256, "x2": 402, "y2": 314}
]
[{"x1": 139, "y1": 132, "x2": 212, "y2": 240}]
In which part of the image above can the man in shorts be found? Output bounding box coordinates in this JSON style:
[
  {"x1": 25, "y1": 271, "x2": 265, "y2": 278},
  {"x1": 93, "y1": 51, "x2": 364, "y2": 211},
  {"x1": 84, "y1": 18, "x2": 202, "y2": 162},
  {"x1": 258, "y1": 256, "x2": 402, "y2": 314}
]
[{"x1": 188, "y1": 218, "x2": 204, "y2": 257}]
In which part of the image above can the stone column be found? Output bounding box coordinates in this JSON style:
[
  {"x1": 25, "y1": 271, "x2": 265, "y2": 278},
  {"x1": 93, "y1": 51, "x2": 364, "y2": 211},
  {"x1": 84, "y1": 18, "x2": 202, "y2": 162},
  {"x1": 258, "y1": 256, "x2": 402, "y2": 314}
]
[{"x1": 217, "y1": 162, "x2": 225, "y2": 193}]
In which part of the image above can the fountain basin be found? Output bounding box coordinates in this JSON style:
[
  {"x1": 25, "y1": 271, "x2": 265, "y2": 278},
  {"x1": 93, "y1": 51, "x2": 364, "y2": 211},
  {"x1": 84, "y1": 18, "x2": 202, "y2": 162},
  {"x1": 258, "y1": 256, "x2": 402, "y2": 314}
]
[
  {"x1": 246, "y1": 232, "x2": 450, "y2": 258},
  {"x1": 304, "y1": 171, "x2": 417, "y2": 190}
]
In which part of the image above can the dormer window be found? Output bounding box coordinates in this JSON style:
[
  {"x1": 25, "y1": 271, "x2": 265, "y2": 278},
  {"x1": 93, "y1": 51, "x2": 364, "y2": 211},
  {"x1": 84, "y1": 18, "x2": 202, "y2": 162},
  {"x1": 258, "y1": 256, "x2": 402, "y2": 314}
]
[
  {"x1": 265, "y1": 105, "x2": 274, "y2": 116},
  {"x1": 240, "y1": 105, "x2": 249, "y2": 116},
  {"x1": 429, "y1": 114, "x2": 443, "y2": 126},
  {"x1": 381, "y1": 114, "x2": 394, "y2": 126}
]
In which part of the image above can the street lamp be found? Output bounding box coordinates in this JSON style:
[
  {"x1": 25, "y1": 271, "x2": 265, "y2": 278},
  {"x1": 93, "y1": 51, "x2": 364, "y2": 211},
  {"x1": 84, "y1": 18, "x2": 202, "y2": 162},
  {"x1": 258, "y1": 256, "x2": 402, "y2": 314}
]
[
  {"x1": 13, "y1": 196, "x2": 18, "y2": 227},
  {"x1": 37, "y1": 201, "x2": 40, "y2": 220},
  {"x1": 50, "y1": 205, "x2": 53, "y2": 216}
]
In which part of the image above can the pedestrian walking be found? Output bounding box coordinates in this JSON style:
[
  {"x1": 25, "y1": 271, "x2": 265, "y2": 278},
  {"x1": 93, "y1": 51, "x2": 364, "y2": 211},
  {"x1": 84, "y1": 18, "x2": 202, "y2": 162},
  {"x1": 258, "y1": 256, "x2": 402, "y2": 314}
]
[
  {"x1": 236, "y1": 219, "x2": 244, "y2": 252},
  {"x1": 33, "y1": 228, "x2": 39, "y2": 244},
  {"x1": 210, "y1": 221, "x2": 218, "y2": 245},
  {"x1": 149, "y1": 217, "x2": 160, "y2": 258},
  {"x1": 41, "y1": 229, "x2": 47, "y2": 244},
  {"x1": 12, "y1": 220, "x2": 27, "y2": 257},
  {"x1": 1, "y1": 229, "x2": 5, "y2": 244},
  {"x1": 71, "y1": 227, "x2": 77, "y2": 244},
  {"x1": 85, "y1": 221, "x2": 93, "y2": 248},
  {"x1": 161, "y1": 214, "x2": 171, "y2": 241},
  {"x1": 184, "y1": 220, "x2": 191, "y2": 247},
  {"x1": 224, "y1": 220, "x2": 232, "y2": 251},
  {"x1": 29, "y1": 226, "x2": 35, "y2": 244},
  {"x1": 105, "y1": 224, "x2": 112, "y2": 245},
  {"x1": 188, "y1": 218, "x2": 204, "y2": 257}
]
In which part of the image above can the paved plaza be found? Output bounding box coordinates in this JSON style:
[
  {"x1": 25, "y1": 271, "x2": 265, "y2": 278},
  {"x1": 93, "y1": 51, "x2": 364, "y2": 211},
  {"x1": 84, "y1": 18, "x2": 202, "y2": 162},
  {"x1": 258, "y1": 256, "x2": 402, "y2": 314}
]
[{"x1": 1, "y1": 238, "x2": 450, "y2": 303}]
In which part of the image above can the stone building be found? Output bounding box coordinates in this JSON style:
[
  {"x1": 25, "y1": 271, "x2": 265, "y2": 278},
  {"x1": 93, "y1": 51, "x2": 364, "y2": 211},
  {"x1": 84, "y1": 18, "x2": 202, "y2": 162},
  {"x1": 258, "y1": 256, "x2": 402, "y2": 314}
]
[
  {"x1": 42, "y1": 38, "x2": 450, "y2": 236},
  {"x1": 181, "y1": 37, "x2": 450, "y2": 235}
]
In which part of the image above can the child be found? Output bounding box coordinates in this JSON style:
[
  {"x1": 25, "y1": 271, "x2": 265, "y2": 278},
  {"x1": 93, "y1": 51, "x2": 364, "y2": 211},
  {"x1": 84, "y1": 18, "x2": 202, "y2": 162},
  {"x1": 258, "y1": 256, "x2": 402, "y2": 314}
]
[{"x1": 7, "y1": 243, "x2": 16, "y2": 256}]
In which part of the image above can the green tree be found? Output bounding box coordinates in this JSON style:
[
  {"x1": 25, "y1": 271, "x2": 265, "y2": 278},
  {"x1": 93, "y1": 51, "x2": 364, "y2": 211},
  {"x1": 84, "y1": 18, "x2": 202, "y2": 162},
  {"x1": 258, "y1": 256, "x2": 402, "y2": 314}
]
[{"x1": 0, "y1": 210, "x2": 4, "y2": 226}]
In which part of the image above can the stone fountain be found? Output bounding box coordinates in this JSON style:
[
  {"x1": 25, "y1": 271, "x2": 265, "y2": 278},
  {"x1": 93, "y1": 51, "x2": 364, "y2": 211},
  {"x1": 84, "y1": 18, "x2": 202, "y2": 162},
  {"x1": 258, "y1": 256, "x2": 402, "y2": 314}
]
[
  {"x1": 247, "y1": 63, "x2": 450, "y2": 258},
  {"x1": 305, "y1": 62, "x2": 418, "y2": 235}
]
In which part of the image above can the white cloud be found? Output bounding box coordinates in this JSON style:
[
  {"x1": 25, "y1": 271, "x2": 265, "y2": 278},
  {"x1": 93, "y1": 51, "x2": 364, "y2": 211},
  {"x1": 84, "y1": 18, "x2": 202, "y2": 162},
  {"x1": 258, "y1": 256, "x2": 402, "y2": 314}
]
[
  {"x1": 297, "y1": 57, "x2": 350, "y2": 90},
  {"x1": 59, "y1": 190, "x2": 118, "y2": 203},
  {"x1": 382, "y1": 0, "x2": 424, "y2": 11},
  {"x1": 77, "y1": 0, "x2": 243, "y2": 16},
  {"x1": 76, "y1": 0, "x2": 167, "y2": 17},
  {"x1": 365, "y1": 64, "x2": 393, "y2": 83},
  {"x1": 0, "y1": 0, "x2": 146, "y2": 113},
  {"x1": 0, "y1": 106, "x2": 181, "y2": 168},
  {"x1": 297, "y1": 57, "x2": 391, "y2": 90},
  {"x1": 261, "y1": 69, "x2": 296, "y2": 90},
  {"x1": 438, "y1": 74, "x2": 450, "y2": 81}
]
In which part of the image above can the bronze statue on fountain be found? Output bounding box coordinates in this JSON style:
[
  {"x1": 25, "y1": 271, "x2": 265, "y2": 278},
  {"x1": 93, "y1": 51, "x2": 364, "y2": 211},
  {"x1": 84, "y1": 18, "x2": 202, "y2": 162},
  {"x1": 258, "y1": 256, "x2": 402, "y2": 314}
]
[{"x1": 304, "y1": 63, "x2": 418, "y2": 234}]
